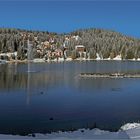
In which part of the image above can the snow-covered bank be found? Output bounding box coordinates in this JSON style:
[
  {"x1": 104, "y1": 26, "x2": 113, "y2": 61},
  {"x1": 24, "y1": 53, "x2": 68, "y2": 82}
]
[
  {"x1": 1, "y1": 52, "x2": 140, "y2": 64},
  {"x1": 120, "y1": 123, "x2": 140, "y2": 139},
  {"x1": 0, "y1": 129, "x2": 129, "y2": 139},
  {"x1": 2, "y1": 57, "x2": 140, "y2": 64},
  {"x1": 121, "y1": 123, "x2": 140, "y2": 131},
  {"x1": 0, "y1": 59, "x2": 7, "y2": 64},
  {"x1": 0, "y1": 123, "x2": 140, "y2": 139}
]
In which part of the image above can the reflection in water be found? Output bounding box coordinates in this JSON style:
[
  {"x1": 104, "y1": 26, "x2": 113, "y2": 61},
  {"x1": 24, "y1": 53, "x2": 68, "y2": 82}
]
[
  {"x1": 0, "y1": 61, "x2": 140, "y2": 134},
  {"x1": 27, "y1": 39, "x2": 32, "y2": 105},
  {"x1": 0, "y1": 66, "x2": 26, "y2": 90},
  {"x1": 27, "y1": 66, "x2": 31, "y2": 105},
  {"x1": 14, "y1": 63, "x2": 17, "y2": 75},
  {"x1": 0, "y1": 61, "x2": 140, "y2": 92}
]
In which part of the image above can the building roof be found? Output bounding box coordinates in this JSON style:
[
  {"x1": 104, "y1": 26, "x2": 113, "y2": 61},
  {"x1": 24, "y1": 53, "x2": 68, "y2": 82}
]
[{"x1": 75, "y1": 45, "x2": 85, "y2": 49}]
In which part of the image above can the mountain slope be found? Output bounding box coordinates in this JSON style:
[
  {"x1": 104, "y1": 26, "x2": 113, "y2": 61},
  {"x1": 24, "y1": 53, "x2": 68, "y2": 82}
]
[{"x1": 0, "y1": 28, "x2": 140, "y2": 60}]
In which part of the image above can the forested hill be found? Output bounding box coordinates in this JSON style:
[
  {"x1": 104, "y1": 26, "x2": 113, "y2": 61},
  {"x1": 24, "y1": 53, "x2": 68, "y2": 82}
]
[
  {"x1": 70, "y1": 29, "x2": 140, "y2": 59},
  {"x1": 0, "y1": 28, "x2": 140, "y2": 60}
]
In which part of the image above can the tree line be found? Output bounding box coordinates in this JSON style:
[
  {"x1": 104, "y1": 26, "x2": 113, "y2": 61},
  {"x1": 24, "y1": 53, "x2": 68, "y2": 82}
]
[{"x1": 0, "y1": 28, "x2": 140, "y2": 60}]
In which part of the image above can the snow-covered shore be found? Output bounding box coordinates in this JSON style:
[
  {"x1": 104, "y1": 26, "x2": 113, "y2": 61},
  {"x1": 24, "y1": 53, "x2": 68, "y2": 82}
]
[
  {"x1": 0, "y1": 123, "x2": 140, "y2": 139},
  {"x1": 26, "y1": 54, "x2": 140, "y2": 62},
  {"x1": 1, "y1": 52, "x2": 140, "y2": 64},
  {"x1": 1, "y1": 57, "x2": 140, "y2": 65}
]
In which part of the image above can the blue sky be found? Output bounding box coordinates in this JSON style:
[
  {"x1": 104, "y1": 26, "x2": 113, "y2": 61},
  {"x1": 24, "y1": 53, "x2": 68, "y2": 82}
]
[{"x1": 0, "y1": 0, "x2": 140, "y2": 37}]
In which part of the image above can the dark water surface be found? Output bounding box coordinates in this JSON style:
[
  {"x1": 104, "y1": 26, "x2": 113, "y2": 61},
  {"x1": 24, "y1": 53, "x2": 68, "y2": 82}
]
[{"x1": 0, "y1": 60, "x2": 140, "y2": 135}]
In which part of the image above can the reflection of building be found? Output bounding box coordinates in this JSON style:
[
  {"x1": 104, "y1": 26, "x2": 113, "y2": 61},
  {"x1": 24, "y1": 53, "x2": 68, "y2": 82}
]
[{"x1": 27, "y1": 70, "x2": 31, "y2": 105}]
